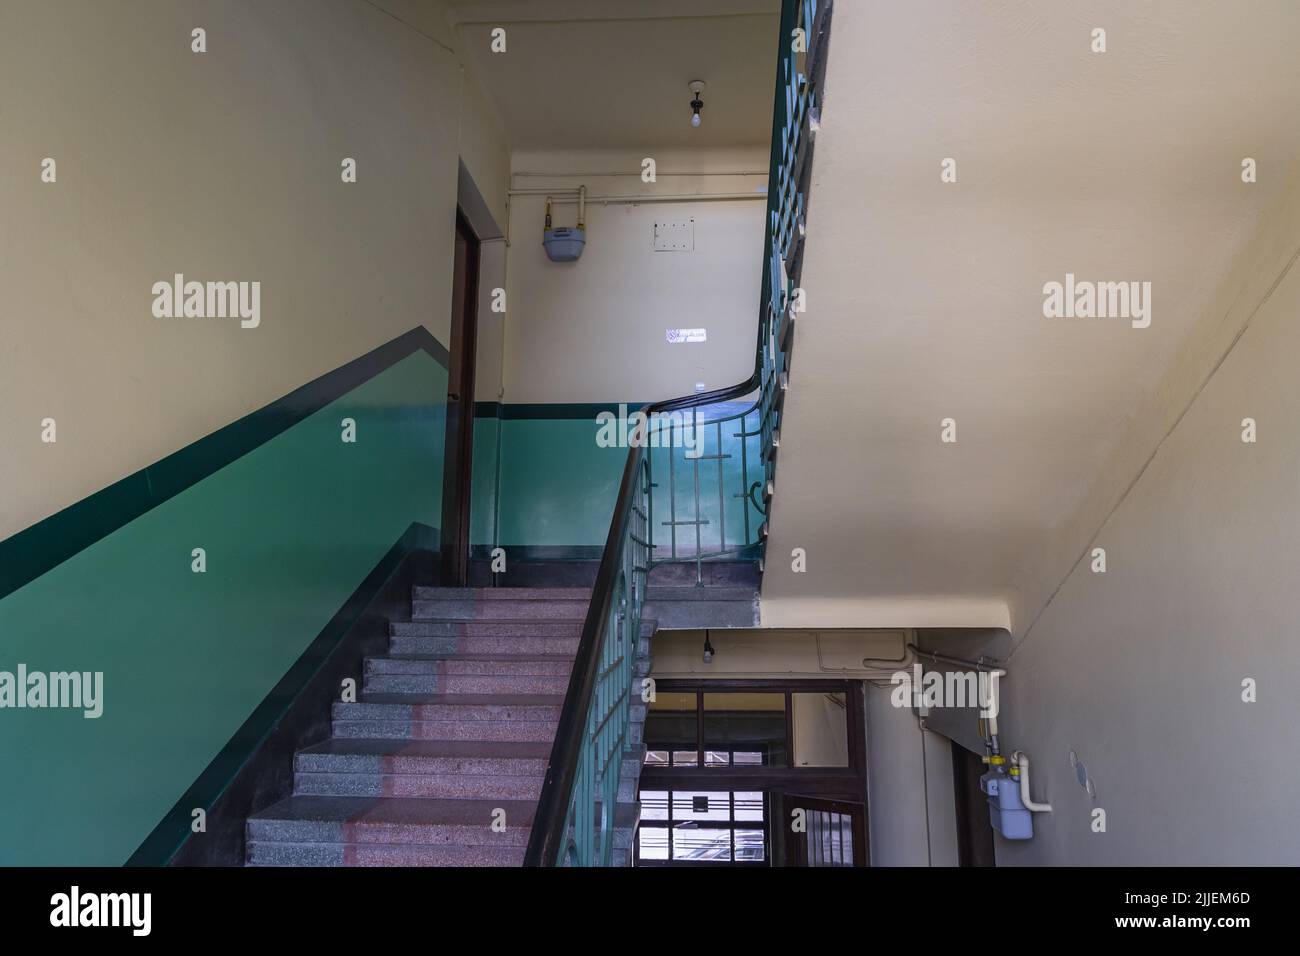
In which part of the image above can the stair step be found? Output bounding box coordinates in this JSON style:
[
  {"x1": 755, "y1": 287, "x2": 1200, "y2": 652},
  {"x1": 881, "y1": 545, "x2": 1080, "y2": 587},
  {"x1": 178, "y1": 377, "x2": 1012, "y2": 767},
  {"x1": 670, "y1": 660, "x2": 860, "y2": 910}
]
[
  {"x1": 247, "y1": 840, "x2": 526, "y2": 867},
  {"x1": 332, "y1": 719, "x2": 558, "y2": 742},
  {"x1": 412, "y1": 599, "x2": 591, "y2": 621},
  {"x1": 294, "y1": 770, "x2": 543, "y2": 800},
  {"x1": 363, "y1": 672, "x2": 571, "y2": 695},
  {"x1": 391, "y1": 621, "x2": 585, "y2": 638},
  {"x1": 247, "y1": 795, "x2": 536, "y2": 847},
  {"x1": 294, "y1": 738, "x2": 550, "y2": 775},
  {"x1": 337, "y1": 696, "x2": 564, "y2": 717},
  {"x1": 388, "y1": 633, "x2": 580, "y2": 657},
  {"x1": 363, "y1": 655, "x2": 572, "y2": 696},
  {"x1": 365, "y1": 654, "x2": 573, "y2": 676},
  {"x1": 644, "y1": 586, "x2": 757, "y2": 603},
  {"x1": 333, "y1": 698, "x2": 562, "y2": 741},
  {"x1": 413, "y1": 586, "x2": 591, "y2": 602}
]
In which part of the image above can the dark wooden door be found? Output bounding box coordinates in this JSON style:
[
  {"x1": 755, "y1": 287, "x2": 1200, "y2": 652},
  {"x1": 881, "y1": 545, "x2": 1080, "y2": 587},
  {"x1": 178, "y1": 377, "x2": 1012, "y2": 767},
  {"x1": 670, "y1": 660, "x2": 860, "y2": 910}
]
[
  {"x1": 440, "y1": 210, "x2": 480, "y2": 585},
  {"x1": 952, "y1": 741, "x2": 996, "y2": 866},
  {"x1": 784, "y1": 795, "x2": 867, "y2": 867}
]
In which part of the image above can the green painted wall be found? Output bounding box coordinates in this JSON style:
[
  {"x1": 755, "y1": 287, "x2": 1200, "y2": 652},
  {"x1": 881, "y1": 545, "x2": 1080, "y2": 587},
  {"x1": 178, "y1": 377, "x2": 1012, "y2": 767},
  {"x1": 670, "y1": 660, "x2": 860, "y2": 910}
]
[
  {"x1": 497, "y1": 417, "x2": 627, "y2": 548},
  {"x1": 470, "y1": 415, "x2": 502, "y2": 550},
  {"x1": 471, "y1": 403, "x2": 762, "y2": 556},
  {"x1": 0, "y1": 351, "x2": 445, "y2": 865}
]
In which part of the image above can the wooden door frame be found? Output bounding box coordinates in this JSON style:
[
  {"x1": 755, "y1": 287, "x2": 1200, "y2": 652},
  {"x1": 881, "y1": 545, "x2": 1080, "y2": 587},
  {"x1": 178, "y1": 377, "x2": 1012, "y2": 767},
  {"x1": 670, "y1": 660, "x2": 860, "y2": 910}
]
[
  {"x1": 784, "y1": 794, "x2": 868, "y2": 867},
  {"x1": 440, "y1": 209, "x2": 480, "y2": 586},
  {"x1": 951, "y1": 740, "x2": 996, "y2": 867},
  {"x1": 636, "y1": 679, "x2": 870, "y2": 866}
]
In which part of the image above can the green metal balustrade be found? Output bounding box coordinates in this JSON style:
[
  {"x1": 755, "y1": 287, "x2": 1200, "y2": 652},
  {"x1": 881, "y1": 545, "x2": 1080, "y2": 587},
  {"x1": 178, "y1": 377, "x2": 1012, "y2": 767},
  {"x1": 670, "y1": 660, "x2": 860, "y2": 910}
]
[
  {"x1": 525, "y1": 0, "x2": 828, "y2": 867},
  {"x1": 645, "y1": 399, "x2": 764, "y2": 578}
]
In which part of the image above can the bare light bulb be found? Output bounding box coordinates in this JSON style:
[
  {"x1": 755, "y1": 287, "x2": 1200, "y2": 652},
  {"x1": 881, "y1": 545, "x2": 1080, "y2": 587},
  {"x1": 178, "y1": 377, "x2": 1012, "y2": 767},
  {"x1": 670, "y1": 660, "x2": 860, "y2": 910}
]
[{"x1": 688, "y1": 81, "x2": 705, "y2": 129}]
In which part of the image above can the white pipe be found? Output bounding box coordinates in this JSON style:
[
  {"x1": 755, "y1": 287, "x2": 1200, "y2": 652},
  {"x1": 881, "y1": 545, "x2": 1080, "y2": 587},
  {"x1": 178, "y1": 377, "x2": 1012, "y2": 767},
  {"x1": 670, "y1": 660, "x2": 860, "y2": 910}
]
[
  {"x1": 1011, "y1": 751, "x2": 1053, "y2": 812},
  {"x1": 509, "y1": 190, "x2": 765, "y2": 205},
  {"x1": 983, "y1": 668, "x2": 1005, "y2": 739},
  {"x1": 513, "y1": 169, "x2": 767, "y2": 179}
]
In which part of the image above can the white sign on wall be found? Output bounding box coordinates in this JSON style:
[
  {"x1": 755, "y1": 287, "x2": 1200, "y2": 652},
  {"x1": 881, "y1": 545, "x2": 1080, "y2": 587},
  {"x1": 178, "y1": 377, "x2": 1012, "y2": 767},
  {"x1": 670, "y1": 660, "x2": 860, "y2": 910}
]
[{"x1": 666, "y1": 328, "x2": 707, "y2": 344}]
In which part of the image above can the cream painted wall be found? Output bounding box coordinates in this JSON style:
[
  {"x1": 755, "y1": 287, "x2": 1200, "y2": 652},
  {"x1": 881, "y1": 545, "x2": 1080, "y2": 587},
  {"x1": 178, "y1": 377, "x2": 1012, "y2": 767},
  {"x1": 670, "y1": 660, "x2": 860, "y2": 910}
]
[
  {"x1": 474, "y1": 239, "x2": 508, "y2": 402},
  {"x1": 760, "y1": 0, "x2": 1300, "y2": 634},
  {"x1": 649, "y1": 628, "x2": 910, "y2": 680},
  {"x1": 0, "y1": 0, "x2": 509, "y2": 540},
  {"x1": 791, "y1": 692, "x2": 848, "y2": 767},
  {"x1": 993, "y1": 178, "x2": 1300, "y2": 865},
  {"x1": 501, "y1": 147, "x2": 767, "y2": 403},
  {"x1": 859, "y1": 681, "x2": 963, "y2": 866}
]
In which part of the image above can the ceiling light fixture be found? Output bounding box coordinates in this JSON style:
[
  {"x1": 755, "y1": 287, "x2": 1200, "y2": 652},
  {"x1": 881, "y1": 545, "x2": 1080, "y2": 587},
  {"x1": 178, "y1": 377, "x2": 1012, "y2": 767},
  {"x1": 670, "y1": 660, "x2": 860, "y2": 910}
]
[{"x1": 688, "y1": 80, "x2": 706, "y2": 128}]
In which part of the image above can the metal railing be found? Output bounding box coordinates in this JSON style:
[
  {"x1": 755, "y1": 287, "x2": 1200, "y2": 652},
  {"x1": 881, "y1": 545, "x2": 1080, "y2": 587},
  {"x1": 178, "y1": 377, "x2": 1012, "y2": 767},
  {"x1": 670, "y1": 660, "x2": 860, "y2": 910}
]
[
  {"x1": 523, "y1": 0, "x2": 828, "y2": 866},
  {"x1": 645, "y1": 398, "x2": 764, "y2": 582}
]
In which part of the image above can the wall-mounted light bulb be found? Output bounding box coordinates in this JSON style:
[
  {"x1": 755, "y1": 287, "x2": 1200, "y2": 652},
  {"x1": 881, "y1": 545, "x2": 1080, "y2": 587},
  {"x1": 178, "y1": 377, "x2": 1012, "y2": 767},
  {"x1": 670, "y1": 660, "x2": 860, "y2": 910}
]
[{"x1": 691, "y1": 111, "x2": 701, "y2": 128}]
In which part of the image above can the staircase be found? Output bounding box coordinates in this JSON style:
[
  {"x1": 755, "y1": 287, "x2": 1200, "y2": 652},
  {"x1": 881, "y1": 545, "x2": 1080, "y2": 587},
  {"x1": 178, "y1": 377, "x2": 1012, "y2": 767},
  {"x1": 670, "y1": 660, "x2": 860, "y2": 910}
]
[{"x1": 245, "y1": 586, "x2": 657, "y2": 867}]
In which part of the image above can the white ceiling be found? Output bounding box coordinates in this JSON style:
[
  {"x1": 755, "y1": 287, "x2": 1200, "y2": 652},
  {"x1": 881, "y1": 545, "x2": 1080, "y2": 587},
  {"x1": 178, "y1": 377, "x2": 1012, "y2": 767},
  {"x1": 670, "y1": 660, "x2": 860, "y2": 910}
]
[
  {"x1": 445, "y1": 0, "x2": 780, "y2": 149},
  {"x1": 761, "y1": 0, "x2": 1300, "y2": 632}
]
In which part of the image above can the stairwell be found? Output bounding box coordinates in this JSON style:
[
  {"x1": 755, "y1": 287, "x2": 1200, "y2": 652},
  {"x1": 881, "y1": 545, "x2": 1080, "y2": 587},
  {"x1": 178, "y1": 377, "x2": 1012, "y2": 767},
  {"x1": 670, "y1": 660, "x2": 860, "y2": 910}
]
[{"x1": 246, "y1": 576, "x2": 757, "y2": 866}]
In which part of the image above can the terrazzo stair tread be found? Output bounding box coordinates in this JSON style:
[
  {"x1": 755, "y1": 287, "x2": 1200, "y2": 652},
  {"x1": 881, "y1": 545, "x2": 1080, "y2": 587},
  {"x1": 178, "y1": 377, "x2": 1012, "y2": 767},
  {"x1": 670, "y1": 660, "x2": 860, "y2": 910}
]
[
  {"x1": 247, "y1": 840, "x2": 526, "y2": 867},
  {"x1": 246, "y1": 840, "x2": 345, "y2": 867},
  {"x1": 346, "y1": 693, "x2": 565, "y2": 709},
  {"x1": 363, "y1": 673, "x2": 570, "y2": 696},
  {"x1": 646, "y1": 562, "x2": 761, "y2": 587},
  {"x1": 294, "y1": 769, "x2": 543, "y2": 799},
  {"x1": 411, "y1": 599, "x2": 592, "y2": 621},
  {"x1": 295, "y1": 738, "x2": 551, "y2": 775},
  {"x1": 247, "y1": 795, "x2": 536, "y2": 846},
  {"x1": 366, "y1": 653, "x2": 573, "y2": 674},
  {"x1": 388, "y1": 634, "x2": 581, "y2": 656},
  {"x1": 413, "y1": 587, "x2": 592, "y2": 601},
  {"x1": 333, "y1": 719, "x2": 558, "y2": 742},
  {"x1": 391, "y1": 620, "x2": 585, "y2": 637},
  {"x1": 332, "y1": 702, "x2": 562, "y2": 740},
  {"x1": 644, "y1": 586, "x2": 758, "y2": 602},
  {"x1": 335, "y1": 697, "x2": 564, "y2": 728}
]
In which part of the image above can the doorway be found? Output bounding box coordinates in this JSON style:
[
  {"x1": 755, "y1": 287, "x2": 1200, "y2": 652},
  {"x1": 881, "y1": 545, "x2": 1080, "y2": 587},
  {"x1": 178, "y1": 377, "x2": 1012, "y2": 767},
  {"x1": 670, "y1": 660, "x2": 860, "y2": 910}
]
[
  {"x1": 784, "y1": 795, "x2": 867, "y2": 867},
  {"x1": 951, "y1": 741, "x2": 996, "y2": 866},
  {"x1": 440, "y1": 209, "x2": 480, "y2": 586},
  {"x1": 635, "y1": 681, "x2": 869, "y2": 866}
]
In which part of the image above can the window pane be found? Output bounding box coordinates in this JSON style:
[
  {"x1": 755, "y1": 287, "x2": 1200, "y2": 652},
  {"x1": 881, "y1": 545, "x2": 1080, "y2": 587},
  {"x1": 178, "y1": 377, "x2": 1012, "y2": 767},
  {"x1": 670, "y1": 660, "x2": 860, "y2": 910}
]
[
  {"x1": 732, "y1": 751, "x2": 763, "y2": 766},
  {"x1": 733, "y1": 791, "x2": 764, "y2": 821},
  {"x1": 644, "y1": 750, "x2": 669, "y2": 767},
  {"x1": 702, "y1": 693, "x2": 787, "y2": 766},
  {"x1": 640, "y1": 790, "x2": 669, "y2": 821},
  {"x1": 672, "y1": 826, "x2": 732, "y2": 861},
  {"x1": 791, "y1": 692, "x2": 849, "y2": 767},
  {"x1": 837, "y1": 815, "x2": 855, "y2": 866},
  {"x1": 638, "y1": 827, "x2": 669, "y2": 861},
  {"x1": 704, "y1": 750, "x2": 730, "y2": 767},
  {"x1": 672, "y1": 791, "x2": 730, "y2": 822},
  {"x1": 646, "y1": 691, "x2": 697, "y2": 764},
  {"x1": 734, "y1": 829, "x2": 766, "y2": 862}
]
